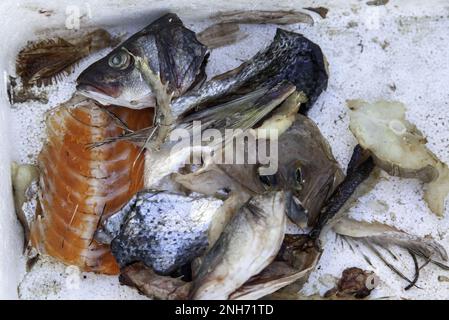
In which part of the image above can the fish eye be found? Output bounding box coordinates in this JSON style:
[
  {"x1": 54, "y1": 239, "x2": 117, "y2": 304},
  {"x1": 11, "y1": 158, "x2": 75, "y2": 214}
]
[
  {"x1": 295, "y1": 167, "x2": 303, "y2": 190},
  {"x1": 108, "y1": 50, "x2": 130, "y2": 70},
  {"x1": 259, "y1": 174, "x2": 277, "y2": 188}
]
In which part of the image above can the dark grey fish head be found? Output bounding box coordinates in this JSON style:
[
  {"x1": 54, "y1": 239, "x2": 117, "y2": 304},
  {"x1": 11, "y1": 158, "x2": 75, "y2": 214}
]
[
  {"x1": 77, "y1": 13, "x2": 208, "y2": 109},
  {"x1": 261, "y1": 115, "x2": 344, "y2": 227}
]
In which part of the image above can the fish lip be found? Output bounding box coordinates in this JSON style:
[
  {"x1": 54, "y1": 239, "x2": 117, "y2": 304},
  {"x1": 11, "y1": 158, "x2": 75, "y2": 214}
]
[{"x1": 76, "y1": 83, "x2": 119, "y2": 98}]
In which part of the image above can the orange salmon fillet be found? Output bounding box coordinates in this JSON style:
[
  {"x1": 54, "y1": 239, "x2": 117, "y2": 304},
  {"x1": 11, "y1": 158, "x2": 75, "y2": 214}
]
[{"x1": 30, "y1": 96, "x2": 153, "y2": 274}]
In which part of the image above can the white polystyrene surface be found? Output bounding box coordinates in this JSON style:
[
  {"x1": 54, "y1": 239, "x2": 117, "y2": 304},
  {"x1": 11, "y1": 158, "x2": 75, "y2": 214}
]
[{"x1": 2, "y1": 0, "x2": 449, "y2": 299}]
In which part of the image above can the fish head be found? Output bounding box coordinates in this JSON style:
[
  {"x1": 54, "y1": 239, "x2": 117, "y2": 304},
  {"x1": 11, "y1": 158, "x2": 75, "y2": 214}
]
[
  {"x1": 261, "y1": 115, "x2": 344, "y2": 227},
  {"x1": 76, "y1": 13, "x2": 207, "y2": 109},
  {"x1": 77, "y1": 44, "x2": 154, "y2": 109}
]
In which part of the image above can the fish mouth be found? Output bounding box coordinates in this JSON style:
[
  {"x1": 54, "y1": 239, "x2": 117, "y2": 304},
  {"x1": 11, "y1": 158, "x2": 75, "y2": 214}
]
[
  {"x1": 77, "y1": 84, "x2": 156, "y2": 109},
  {"x1": 76, "y1": 82, "x2": 120, "y2": 99},
  {"x1": 285, "y1": 192, "x2": 308, "y2": 228}
]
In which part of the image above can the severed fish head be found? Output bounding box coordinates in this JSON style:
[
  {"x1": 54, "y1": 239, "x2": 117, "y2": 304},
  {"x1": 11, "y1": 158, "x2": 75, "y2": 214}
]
[
  {"x1": 261, "y1": 114, "x2": 344, "y2": 228},
  {"x1": 95, "y1": 190, "x2": 223, "y2": 275},
  {"x1": 76, "y1": 13, "x2": 208, "y2": 109}
]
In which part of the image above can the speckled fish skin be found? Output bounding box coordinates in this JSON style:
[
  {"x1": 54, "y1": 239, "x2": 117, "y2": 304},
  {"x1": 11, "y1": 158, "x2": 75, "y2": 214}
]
[
  {"x1": 96, "y1": 190, "x2": 223, "y2": 275},
  {"x1": 76, "y1": 13, "x2": 208, "y2": 109},
  {"x1": 171, "y1": 28, "x2": 328, "y2": 118}
]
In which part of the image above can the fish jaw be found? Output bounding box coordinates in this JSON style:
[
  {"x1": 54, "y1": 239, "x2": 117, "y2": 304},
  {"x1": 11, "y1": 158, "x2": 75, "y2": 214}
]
[
  {"x1": 190, "y1": 191, "x2": 286, "y2": 300},
  {"x1": 77, "y1": 85, "x2": 156, "y2": 109}
]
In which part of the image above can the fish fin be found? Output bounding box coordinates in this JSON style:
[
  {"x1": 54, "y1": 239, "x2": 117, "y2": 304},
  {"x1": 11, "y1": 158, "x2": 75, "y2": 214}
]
[
  {"x1": 334, "y1": 217, "x2": 448, "y2": 262},
  {"x1": 309, "y1": 153, "x2": 376, "y2": 236},
  {"x1": 181, "y1": 81, "x2": 296, "y2": 139},
  {"x1": 335, "y1": 218, "x2": 448, "y2": 288},
  {"x1": 17, "y1": 38, "x2": 83, "y2": 86},
  {"x1": 94, "y1": 193, "x2": 139, "y2": 245}
]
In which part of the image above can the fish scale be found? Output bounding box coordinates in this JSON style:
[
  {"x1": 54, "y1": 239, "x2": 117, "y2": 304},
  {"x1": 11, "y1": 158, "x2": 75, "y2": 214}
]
[{"x1": 102, "y1": 191, "x2": 223, "y2": 275}]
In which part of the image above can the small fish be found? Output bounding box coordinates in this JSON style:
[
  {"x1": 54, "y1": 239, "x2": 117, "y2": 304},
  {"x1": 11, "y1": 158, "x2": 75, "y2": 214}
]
[
  {"x1": 17, "y1": 29, "x2": 119, "y2": 86},
  {"x1": 83, "y1": 25, "x2": 328, "y2": 150},
  {"x1": 190, "y1": 191, "x2": 286, "y2": 300},
  {"x1": 77, "y1": 13, "x2": 208, "y2": 109},
  {"x1": 261, "y1": 114, "x2": 344, "y2": 228},
  {"x1": 119, "y1": 234, "x2": 320, "y2": 300},
  {"x1": 95, "y1": 190, "x2": 224, "y2": 275}
]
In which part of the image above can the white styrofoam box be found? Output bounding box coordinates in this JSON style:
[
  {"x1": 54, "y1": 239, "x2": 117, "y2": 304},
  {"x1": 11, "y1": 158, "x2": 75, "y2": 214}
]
[{"x1": 1, "y1": 0, "x2": 449, "y2": 299}]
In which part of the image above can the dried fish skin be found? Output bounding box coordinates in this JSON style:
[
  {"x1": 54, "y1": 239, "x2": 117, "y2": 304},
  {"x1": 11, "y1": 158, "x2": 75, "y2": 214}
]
[
  {"x1": 16, "y1": 29, "x2": 119, "y2": 86},
  {"x1": 119, "y1": 263, "x2": 191, "y2": 300},
  {"x1": 197, "y1": 23, "x2": 248, "y2": 49},
  {"x1": 210, "y1": 10, "x2": 314, "y2": 26}
]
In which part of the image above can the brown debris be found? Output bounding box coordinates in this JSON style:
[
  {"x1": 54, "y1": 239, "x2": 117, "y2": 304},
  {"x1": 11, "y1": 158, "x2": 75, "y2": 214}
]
[
  {"x1": 16, "y1": 29, "x2": 120, "y2": 87},
  {"x1": 324, "y1": 267, "x2": 378, "y2": 299},
  {"x1": 38, "y1": 9, "x2": 54, "y2": 17},
  {"x1": 197, "y1": 23, "x2": 248, "y2": 49},
  {"x1": 366, "y1": 0, "x2": 389, "y2": 6},
  {"x1": 211, "y1": 10, "x2": 314, "y2": 26},
  {"x1": 120, "y1": 263, "x2": 191, "y2": 300},
  {"x1": 304, "y1": 7, "x2": 329, "y2": 19}
]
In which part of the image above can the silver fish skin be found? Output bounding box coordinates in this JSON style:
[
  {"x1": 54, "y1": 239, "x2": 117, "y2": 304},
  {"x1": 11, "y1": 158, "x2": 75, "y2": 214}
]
[
  {"x1": 171, "y1": 28, "x2": 328, "y2": 118},
  {"x1": 76, "y1": 13, "x2": 207, "y2": 109},
  {"x1": 190, "y1": 191, "x2": 286, "y2": 300},
  {"x1": 95, "y1": 190, "x2": 223, "y2": 275}
]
